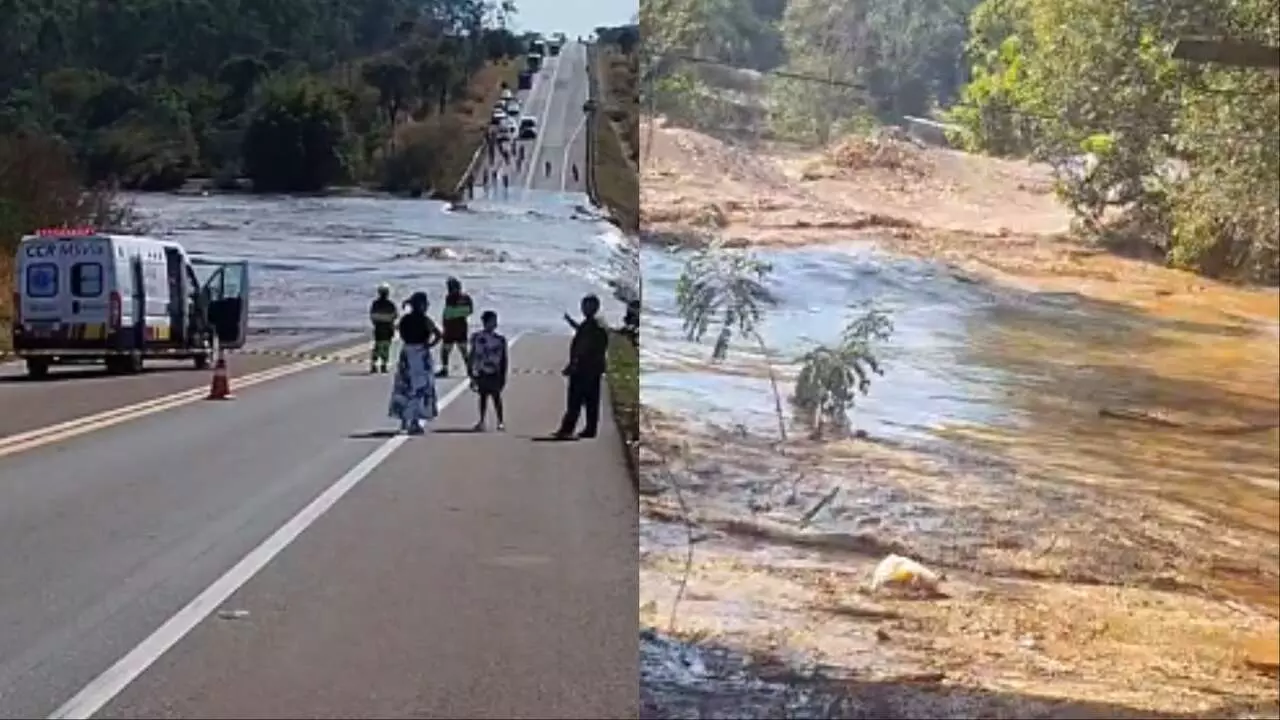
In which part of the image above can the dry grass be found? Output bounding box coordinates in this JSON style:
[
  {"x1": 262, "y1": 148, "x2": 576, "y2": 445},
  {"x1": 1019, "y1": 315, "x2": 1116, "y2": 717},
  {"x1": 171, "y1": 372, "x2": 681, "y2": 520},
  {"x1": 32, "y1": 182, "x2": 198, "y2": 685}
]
[
  {"x1": 590, "y1": 46, "x2": 639, "y2": 232},
  {"x1": 0, "y1": 133, "x2": 140, "y2": 355},
  {"x1": 388, "y1": 60, "x2": 521, "y2": 193}
]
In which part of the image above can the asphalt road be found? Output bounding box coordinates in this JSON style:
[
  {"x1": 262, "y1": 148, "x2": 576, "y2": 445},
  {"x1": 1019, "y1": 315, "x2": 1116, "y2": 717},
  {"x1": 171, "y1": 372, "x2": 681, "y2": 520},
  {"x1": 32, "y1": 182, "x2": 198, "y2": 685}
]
[
  {"x1": 0, "y1": 330, "x2": 367, "y2": 439},
  {"x1": 0, "y1": 334, "x2": 637, "y2": 719},
  {"x1": 475, "y1": 42, "x2": 592, "y2": 197}
]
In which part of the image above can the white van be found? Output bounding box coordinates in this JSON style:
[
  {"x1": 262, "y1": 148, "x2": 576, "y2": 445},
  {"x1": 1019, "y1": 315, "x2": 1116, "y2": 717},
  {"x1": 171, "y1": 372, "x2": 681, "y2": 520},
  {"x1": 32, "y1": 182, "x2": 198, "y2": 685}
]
[{"x1": 10, "y1": 228, "x2": 250, "y2": 378}]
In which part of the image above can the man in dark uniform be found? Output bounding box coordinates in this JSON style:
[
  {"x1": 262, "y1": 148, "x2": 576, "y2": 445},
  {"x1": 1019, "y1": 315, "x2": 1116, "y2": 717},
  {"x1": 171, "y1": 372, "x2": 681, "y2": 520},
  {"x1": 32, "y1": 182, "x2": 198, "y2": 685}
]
[
  {"x1": 437, "y1": 276, "x2": 473, "y2": 377},
  {"x1": 368, "y1": 283, "x2": 398, "y2": 373},
  {"x1": 554, "y1": 294, "x2": 610, "y2": 439}
]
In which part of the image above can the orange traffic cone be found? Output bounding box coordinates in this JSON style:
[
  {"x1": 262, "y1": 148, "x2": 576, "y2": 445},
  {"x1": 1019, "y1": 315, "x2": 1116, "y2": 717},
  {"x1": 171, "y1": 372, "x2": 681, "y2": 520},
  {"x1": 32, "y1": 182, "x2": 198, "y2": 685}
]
[{"x1": 207, "y1": 350, "x2": 233, "y2": 400}]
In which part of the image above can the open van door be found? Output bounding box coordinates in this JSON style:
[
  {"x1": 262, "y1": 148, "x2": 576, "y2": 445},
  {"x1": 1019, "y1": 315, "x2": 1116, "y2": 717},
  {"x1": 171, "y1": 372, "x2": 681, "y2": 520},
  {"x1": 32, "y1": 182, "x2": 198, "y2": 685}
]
[{"x1": 192, "y1": 260, "x2": 250, "y2": 349}]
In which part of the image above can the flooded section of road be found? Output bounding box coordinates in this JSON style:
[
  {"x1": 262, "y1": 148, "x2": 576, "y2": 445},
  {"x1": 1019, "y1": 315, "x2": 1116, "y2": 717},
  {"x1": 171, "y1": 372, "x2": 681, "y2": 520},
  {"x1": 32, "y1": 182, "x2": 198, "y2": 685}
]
[
  {"x1": 132, "y1": 191, "x2": 623, "y2": 335},
  {"x1": 639, "y1": 240, "x2": 1279, "y2": 717}
]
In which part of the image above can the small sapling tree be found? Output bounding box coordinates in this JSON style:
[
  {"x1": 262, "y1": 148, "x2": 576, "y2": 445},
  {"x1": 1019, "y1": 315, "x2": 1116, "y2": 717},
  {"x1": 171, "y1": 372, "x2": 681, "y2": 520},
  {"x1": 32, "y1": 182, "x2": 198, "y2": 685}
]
[
  {"x1": 674, "y1": 239, "x2": 789, "y2": 442},
  {"x1": 792, "y1": 307, "x2": 893, "y2": 439}
]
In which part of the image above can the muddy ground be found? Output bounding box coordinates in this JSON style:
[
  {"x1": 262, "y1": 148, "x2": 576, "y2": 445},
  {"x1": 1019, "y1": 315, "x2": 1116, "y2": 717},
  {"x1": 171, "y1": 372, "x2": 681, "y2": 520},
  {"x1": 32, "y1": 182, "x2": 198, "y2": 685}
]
[{"x1": 636, "y1": 116, "x2": 1280, "y2": 719}]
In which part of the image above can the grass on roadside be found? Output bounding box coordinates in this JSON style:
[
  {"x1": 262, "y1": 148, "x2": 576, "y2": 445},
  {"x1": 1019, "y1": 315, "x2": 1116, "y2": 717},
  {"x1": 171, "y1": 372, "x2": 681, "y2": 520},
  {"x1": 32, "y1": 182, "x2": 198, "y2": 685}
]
[
  {"x1": 590, "y1": 47, "x2": 640, "y2": 233},
  {"x1": 386, "y1": 60, "x2": 521, "y2": 195},
  {"x1": 606, "y1": 330, "x2": 640, "y2": 483}
]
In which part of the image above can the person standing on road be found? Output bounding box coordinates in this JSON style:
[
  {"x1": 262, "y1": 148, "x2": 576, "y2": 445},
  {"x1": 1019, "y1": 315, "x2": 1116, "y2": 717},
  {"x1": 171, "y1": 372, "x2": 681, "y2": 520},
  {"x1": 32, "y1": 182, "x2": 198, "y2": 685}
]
[
  {"x1": 468, "y1": 310, "x2": 509, "y2": 431},
  {"x1": 389, "y1": 292, "x2": 442, "y2": 435},
  {"x1": 437, "y1": 277, "x2": 474, "y2": 378},
  {"x1": 571, "y1": 163, "x2": 579, "y2": 184},
  {"x1": 368, "y1": 283, "x2": 398, "y2": 374},
  {"x1": 544, "y1": 159, "x2": 552, "y2": 177},
  {"x1": 554, "y1": 294, "x2": 610, "y2": 439}
]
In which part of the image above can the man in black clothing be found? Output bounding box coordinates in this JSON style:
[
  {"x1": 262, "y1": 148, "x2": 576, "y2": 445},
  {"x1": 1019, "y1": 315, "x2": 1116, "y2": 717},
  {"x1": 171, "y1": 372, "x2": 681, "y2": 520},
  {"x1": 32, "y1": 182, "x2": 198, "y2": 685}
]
[
  {"x1": 618, "y1": 298, "x2": 640, "y2": 347},
  {"x1": 368, "y1": 283, "x2": 398, "y2": 373},
  {"x1": 554, "y1": 294, "x2": 610, "y2": 439}
]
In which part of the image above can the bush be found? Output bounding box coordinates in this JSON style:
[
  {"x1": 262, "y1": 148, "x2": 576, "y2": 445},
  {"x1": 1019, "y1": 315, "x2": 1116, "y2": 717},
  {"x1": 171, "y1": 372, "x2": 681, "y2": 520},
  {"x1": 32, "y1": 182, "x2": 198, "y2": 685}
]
[
  {"x1": 378, "y1": 114, "x2": 467, "y2": 194},
  {"x1": 242, "y1": 76, "x2": 352, "y2": 192},
  {"x1": 0, "y1": 133, "x2": 138, "y2": 351}
]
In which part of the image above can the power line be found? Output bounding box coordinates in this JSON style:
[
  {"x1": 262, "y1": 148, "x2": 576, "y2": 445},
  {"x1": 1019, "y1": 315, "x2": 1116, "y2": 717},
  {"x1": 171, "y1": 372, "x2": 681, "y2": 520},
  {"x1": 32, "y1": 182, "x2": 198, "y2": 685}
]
[{"x1": 662, "y1": 54, "x2": 867, "y2": 90}]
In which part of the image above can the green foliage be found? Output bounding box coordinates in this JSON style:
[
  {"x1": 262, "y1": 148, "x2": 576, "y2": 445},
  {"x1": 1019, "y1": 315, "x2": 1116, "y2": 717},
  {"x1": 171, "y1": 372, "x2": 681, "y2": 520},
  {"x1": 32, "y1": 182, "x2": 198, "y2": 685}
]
[
  {"x1": 641, "y1": 0, "x2": 980, "y2": 140},
  {"x1": 242, "y1": 76, "x2": 352, "y2": 192},
  {"x1": 947, "y1": 0, "x2": 1279, "y2": 282},
  {"x1": 675, "y1": 240, "x2": 776, "y2": 360},
  {"x1": 0, "y1": 0, "x2": 525, "y2": 193},
  {"x1": 792, "y1": 308, "x2": 893, "y2": 437},
  {"x1": 674, "y1": 240, "x2": 897, "y2": 443}
]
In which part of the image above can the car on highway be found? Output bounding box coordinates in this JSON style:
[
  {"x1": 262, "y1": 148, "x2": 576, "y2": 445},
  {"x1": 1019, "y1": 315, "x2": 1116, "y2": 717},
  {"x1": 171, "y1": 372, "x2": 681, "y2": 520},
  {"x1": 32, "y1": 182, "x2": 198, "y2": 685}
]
[
  {"x1": 518, "y1": 116, "x2": 538, "y2": 140},
  {"x1": 504, "y1": 98, "x2": 520, "y2": 116},
  {"x1": 10, "y1": 228, "x2": 249, "y2": 378},
  {"x1": 489, "y1": 108, "x2": 506, "y2": 127},
  {"x1": 496, "y1": 116, "x2": 517, "y2": 140},
  {"x1": 500, "y1": 87, "x2": 513, "y2": 101}
]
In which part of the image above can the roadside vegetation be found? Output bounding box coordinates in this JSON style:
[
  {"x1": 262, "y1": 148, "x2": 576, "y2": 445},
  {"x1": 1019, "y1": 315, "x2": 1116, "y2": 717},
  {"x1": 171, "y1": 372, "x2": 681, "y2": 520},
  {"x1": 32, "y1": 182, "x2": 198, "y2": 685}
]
[
  {"x1": 605, "y1": 330, "x2": 640, "y2": 483},
  {"x1": 0, "y1": 0, "x2": 529, "y2": 196},
  {"x1": 642, "y1": 0, "x2": 1278, "y2": 283},
  {"x1": 588, "y1": 25, "x2": 641, "y2": 233},
  {"x1": 2, "y1": 0, "x2": 533, "y2": 350}
]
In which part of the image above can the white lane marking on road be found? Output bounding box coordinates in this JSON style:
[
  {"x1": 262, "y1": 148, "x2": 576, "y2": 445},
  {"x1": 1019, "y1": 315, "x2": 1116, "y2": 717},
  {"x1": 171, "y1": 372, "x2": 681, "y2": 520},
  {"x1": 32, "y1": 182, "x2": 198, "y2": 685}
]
[
  {"x1": 560, "y1": 113, "x2": 588, "y2": 192},
  {"x1": 47, "y1": 334, "x2": 526, "y2": 720},
  {"x1": 0, "y1": 349, "x2": 366, "y2": 459},
  {"x1": 523, "y1": 49, "x2": 567, "y2": 193}
]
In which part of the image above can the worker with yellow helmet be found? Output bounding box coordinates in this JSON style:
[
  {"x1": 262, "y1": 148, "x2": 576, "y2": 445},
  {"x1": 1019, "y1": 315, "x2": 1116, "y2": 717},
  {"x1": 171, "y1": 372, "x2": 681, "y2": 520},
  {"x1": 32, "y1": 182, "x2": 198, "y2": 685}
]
[{"x1": 369, "y1": 283, "x2": 398, "y2": 373}]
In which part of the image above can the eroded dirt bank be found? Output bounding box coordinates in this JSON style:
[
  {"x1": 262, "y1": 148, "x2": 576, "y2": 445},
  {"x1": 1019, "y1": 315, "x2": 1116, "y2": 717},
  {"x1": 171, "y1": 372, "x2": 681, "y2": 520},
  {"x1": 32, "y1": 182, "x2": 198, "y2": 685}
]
[{"x1": 637, "y1": 116, "x2": 1280, "y2": 719}]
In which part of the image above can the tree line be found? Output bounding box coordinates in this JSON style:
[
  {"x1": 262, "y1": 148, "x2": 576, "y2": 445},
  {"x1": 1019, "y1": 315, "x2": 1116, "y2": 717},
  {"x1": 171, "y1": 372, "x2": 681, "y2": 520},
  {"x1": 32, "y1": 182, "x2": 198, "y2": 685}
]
[
  {"x1": 641, "y1": 0, "x2": 1278, "y2": 282},
  {"x1": 0, "y1": 0, "x2": 528, "y2": 193}
]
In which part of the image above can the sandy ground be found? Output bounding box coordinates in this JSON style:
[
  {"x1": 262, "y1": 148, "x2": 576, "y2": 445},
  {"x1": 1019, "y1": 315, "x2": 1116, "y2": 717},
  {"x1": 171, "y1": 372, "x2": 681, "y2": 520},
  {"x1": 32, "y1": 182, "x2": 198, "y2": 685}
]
[
  {"x1": 638, "y1": 117, "x2": 1279, "y2": 329},
  {"x1": 637, "y1": 117, "x2": 1280, "y2": 718}
]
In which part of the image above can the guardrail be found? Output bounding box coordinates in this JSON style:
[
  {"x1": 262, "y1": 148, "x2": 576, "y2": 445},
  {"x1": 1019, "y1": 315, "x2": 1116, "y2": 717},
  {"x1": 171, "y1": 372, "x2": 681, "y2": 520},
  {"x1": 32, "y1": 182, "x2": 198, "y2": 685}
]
[{"x1": 452, "y1": 140, "x2": 487, "y2": 196}]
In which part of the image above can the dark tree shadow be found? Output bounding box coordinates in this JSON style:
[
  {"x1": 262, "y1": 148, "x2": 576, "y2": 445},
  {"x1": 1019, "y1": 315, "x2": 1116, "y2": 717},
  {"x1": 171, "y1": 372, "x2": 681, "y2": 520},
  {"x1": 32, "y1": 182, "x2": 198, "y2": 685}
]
[
  {"x1": 348, "y1": 430, "x2": 400, "y2": 439},
  {"x1": 0, "y1": 364, "x2": 191, "y2": 384},
  {"x1": 640, "y1": 628, "x2": 1279, "y2": 720}
]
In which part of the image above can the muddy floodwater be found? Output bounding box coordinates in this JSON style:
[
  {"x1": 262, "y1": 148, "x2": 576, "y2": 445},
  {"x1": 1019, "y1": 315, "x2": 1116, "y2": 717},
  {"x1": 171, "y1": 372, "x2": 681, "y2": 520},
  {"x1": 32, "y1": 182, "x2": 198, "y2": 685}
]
[
  {"x1": 131, "y1": 192, "x2": 625, "y2": 335},
  {"x1": 639, "y1": 241, "x2": 1280, "y2": 718}
]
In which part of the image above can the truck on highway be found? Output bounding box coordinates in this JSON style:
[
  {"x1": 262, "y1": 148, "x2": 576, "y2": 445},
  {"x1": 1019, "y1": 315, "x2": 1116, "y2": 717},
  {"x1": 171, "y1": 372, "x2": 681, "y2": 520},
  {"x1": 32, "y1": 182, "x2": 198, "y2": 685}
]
[
  {"x1": 517, "y1": 70, "x2": 532, "y2": 90},
  {"x1": 526, "y1": 52, "x2": 542, "y2": 72},
  {"x1": 9, "y1": 228, "x2": 250, "y2": 378}
]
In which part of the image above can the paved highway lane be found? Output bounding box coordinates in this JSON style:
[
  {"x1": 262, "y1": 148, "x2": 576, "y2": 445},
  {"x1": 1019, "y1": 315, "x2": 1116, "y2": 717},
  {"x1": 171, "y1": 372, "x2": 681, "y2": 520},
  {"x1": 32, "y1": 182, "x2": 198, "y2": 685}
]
[
  {"x1": 475, "y1": 42, "x2": 592, "y2": 198},
  {"x1": 0, "y1": 44, "x2": 634, "y2": 717},
  {"x1": 0, "y1": 336, "x2": 637, "y2": 719},
  {"x1": 0, "y1": 330, "x2": 367, "y2": 440}
]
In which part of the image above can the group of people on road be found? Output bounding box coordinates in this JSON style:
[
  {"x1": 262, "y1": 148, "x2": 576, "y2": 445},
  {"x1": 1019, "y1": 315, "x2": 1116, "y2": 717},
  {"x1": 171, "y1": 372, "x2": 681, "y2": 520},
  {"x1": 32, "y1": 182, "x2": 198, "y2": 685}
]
[{"x1": 368, "y1": 278, "x2": 624, "y2": 439}]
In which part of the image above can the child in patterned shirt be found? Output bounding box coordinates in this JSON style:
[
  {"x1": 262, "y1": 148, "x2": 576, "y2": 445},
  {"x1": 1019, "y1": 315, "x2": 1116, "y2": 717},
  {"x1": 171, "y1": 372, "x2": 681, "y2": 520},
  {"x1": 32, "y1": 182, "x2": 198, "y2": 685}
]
[{"x1": 468, "y1": 310, "x2": 509, "y2": 431}]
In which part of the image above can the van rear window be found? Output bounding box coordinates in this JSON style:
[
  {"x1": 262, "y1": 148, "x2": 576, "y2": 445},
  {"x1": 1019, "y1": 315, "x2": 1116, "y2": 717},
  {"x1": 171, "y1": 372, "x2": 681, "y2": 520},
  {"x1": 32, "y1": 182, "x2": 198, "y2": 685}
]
[
  {"x1": 26, "y1": 262, "x2": 58, "y2": 298},
  {"x1": 71, "y1": 262, "x2": 104, "y2": 297}
]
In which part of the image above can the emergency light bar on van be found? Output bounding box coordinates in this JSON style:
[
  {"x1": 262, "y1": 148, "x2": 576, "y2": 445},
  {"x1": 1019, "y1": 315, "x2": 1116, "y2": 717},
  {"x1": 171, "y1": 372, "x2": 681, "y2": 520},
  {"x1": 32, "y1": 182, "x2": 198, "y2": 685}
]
[{"x1": 34, "y1": 226, "x2": 96, "y2": 237}]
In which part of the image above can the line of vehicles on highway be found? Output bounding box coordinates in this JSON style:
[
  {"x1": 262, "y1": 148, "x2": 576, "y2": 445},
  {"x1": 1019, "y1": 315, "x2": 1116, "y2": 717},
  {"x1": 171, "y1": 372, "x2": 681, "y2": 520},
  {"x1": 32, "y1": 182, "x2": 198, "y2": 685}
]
[{"x1": 490, "y1": 32, "x2": 566, "y2": 143}]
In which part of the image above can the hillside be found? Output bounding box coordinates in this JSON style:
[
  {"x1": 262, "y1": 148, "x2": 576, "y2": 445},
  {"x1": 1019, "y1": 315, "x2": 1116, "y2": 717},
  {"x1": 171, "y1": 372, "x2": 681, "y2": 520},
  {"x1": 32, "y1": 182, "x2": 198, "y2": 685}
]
[{"x1": 643, "y1": 0, "x2": 1279, "y2": 283}]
